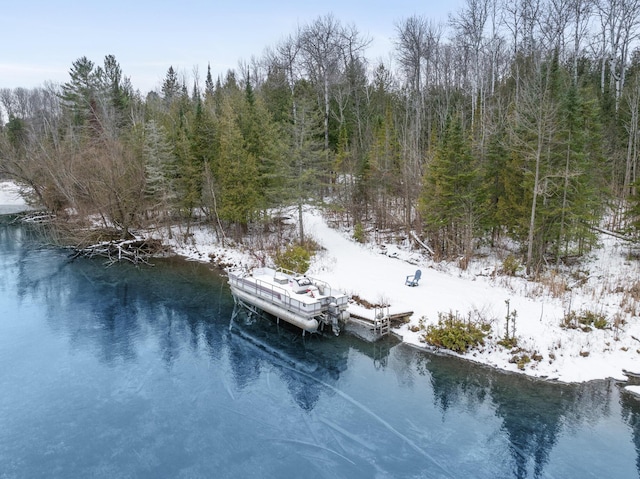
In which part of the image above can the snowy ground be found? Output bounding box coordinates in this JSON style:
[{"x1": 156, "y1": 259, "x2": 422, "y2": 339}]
[
  {"x1": 0, "y1": 181, "x2": 26, "y2": 206},
  {"x1": 2, "y1": 180, "x2": 639, "y2": 386}
]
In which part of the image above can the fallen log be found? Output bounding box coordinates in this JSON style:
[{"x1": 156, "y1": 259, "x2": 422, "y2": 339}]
[
  {"x1": 410, "y1": 231, "x2": 434, "y2": 256},
  {"x1": 589, "y1": 225, "x2": 636, "y2": 242}
]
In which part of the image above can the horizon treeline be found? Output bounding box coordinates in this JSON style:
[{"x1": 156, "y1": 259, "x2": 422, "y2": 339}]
[{"x1": 2, "y1": 3, "x2": 640, "y2": 275}]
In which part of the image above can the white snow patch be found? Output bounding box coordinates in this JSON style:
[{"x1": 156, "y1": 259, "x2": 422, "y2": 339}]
[
  {"x1": 626, "y1": 385, "x2": 640, "y2": 397},
  {"x1": 0, "y1": 181, "x2": 27, "y2": 206}
]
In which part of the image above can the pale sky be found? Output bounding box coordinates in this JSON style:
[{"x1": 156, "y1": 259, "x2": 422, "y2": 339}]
[{"x1": 1, "y1": 1, "x2": 461, "y2": 94}]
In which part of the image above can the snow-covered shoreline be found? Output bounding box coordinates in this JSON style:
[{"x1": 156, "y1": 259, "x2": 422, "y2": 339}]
[
  {"x1": 3, "y1": 180, "x2": 640, "y2": 385},
  {"x1": 168, "y1": 207, "x2": 640, "y2": 385}
]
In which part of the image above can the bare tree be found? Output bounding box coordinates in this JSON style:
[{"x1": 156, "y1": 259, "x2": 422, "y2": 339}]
[
  {"x1": 273, "y1": 32, "x2": 303, "y2": 122},
  {"x1": 623, "y1": 71, "x2": 640, "y2": 204},
  {"x1": 502, "y1": 0, "x2": 544, "y2": 105},
  {"x1": 540, "y1": 0, "x2": 574, "y2": 54},
  {"x1": 299, "y1": 14, "x2": 346, "y2": 152},
  {"x1": 337, "y1": 22, "x2": 371, "y2": 152},
  {"x1": 597, "y1": 0, "x2": 640, "y2": 111},
  {"x1": 570, "y1": 0, "x2": 595, "y2": 85},
  {"x1": 395, "y1": 16, "x2": 443, "y2": 230},
  {"x1": 487, "y1": 0, "x2": 505, "y2": 96},
  {"x1": 451, "y1": 0, "x2": 490, "y2": 125}
]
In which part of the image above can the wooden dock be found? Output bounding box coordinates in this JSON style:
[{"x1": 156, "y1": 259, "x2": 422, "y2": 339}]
[{"x1": 348, "y1": 308, "x2": 413, "y2": 338}]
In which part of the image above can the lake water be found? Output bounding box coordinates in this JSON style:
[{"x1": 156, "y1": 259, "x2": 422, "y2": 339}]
[{"x1": 0, "y1": 220, "x2": 639, "y2": 478}]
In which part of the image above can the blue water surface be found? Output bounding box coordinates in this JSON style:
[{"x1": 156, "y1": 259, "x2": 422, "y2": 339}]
[{"x1": 0, "y1": 222, "x2": 638, "y2": 478}]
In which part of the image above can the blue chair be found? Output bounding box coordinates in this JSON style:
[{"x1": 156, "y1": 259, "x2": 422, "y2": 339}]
[{"x1": 405, "y1": 269, "x2": 421, "y2": 287}]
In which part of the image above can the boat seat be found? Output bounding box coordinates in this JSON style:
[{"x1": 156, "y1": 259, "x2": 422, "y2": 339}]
[{"x1": 290, "y1": 276, "x2": 313, "y2": 293}]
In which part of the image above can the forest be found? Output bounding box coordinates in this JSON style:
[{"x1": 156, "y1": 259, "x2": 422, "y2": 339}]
[{"x1": 2, "y1": 0, "x2": 640, "y2": 276}]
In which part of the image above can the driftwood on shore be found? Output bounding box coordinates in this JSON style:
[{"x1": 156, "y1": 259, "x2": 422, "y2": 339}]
[
  {"x1": 12, "y1": 212, "x2": 169, "y2": 266},
  {"x1": 72, "y1": 238, "x2": 167, "y2": 266},
  {"x1": 20, "y1": 212, "x2": 56, "y2": 223}
]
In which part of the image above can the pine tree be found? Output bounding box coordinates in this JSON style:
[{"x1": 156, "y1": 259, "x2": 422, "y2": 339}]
[
  {"x1": 172, "y1": 109, "x2": 200, "y2": 225},
  {"x1": 238, "y1": 81, "x2": 286, "y2": 212},
  {"x1": 161, "y1": 66, "x2": 181, "y2": 105},
  {"x1": 286, "y1": 91, "x2": 325, "y2": 242},
  {"x1": 419, "y1": 114, "x2": 482, "y2": 259},
  {"x1": 551, "y1": 83, "x2": 602, "y2": 260},
  {"x1": 143, "y1": 120, "x2": 176, "y2": 212},
  {"x1": 189, "y1": 99, "x2": 216, "y2": 214},
  {"x1": 216, "y1": 98, "x2": 260, "y2": 232},
  {"x1": 99, "y1": 54, "x2": 131, "y2": 129},
  {"x1": 204, "y1": 63, "x2": 215, "y2": 102},
  {"x1": 482, "y1": 127, "x2": 510, "y2": 245},
  {"x1": 60, "y1": 56, "x2": 100, "y2": 129},
  {"x1": 261, "y1": 65, "x2": 294, "y2": 124}
]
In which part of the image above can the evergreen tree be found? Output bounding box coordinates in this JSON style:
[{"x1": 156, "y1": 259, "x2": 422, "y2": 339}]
[
  {"x1": 551, "y1": 83, "x2": 602, "y2": 260},
  {"x1": 482, "y1": 126, "x2": 510, "y2": 244},
  {"x1": 216, "y1": 97, "x2": 260, "y2": 232},
  {"x1": 237, "y1": 81, "x2": 286, "y2": 212},
  {"x1": 161, "y1": 66, "x2": 181, "y2": 105},
  {"x1": 99, "y1": 54, "x2": 131, "y2": 129},
  {"x1": 261, "y1": 65, "x2": 294, "y2": 124},
  {"x1": 188, "y1": 99, "x2": 216, "y2": 215},
  {"x1": 367, "y1": 104, "x2": 402, "y2": 229},
  {"x1": 60, "y1": 56, "x2": 100, "y2": 129},
  {"x1": 287, "y1": 92, "x2": 325, "y2": 241},
  {"x1": 143, "y1": 119, "x2": 176, "y2": 212},
  {"x1": 204, "y1": 63, "x2": 215, "y2": 101},
  {"x1": 5, "y1": 115, "x2": 27, "y2": 152},
  {"x1": 419, "y1": 114, "x2": 482, "y2": 259}
]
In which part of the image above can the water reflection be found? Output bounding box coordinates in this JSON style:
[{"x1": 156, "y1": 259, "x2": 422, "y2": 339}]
[
  {"x1": 8, "y1": 233, "x2": 227, "y2": 368},
  {"x1": 408, "y1": 349, "x2": 639, "y2": 478},
  {"x1": 621, "y1": 385, "x2": 640, "y2": 475},
  {"x1": 228, "y1": 325, "x2": 326, "y2": 410},
  {"x1": 491, "y1": 375, "x2": 569, "y2": 478},
  {"x1": 2, "y1": 222, "x2": 640, "y2": 478},
  {"x1": 227, "y1": 306, "x2": 398, "y2": 411}
]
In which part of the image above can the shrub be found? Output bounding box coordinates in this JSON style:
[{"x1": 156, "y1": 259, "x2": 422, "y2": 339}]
[
  {"x1": 561, "y1": 310, "x2": 608, "y2": 331},
  {"x1": 629, "y1": 281, "x2": 640, "y2": 301},
  {"x1": 507, "y1": 349, "x2": 532, "y2": 370},
  {"x1": 541, "y1": 271, "x2": 568, "y2": 297},
  {"x1": 501, "y1": 299, "x2": 518, "y2": 346},
  {"x1": 274, "y1": 244, "x2": 312, "y2": 273},
  {"x1": 500, "y1": 254, "x2": 521, "y2": 276},
  {"x1": 353, "y1": 222, "x2": 366, "y2": 243},
  {"x1": 498, "y1": 337, "x2": 518, "y2": 349},
  {"x1": 423, "y1": 311, "x2": 488, "y2": 353}
]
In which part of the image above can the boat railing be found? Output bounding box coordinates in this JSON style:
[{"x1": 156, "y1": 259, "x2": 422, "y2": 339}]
[
  {"x1": 275, "y1": 267, "x2": 344, "y2": 301},
  {"x1": 229, "y1": 270, "x2": 325, "y2": 317}
]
